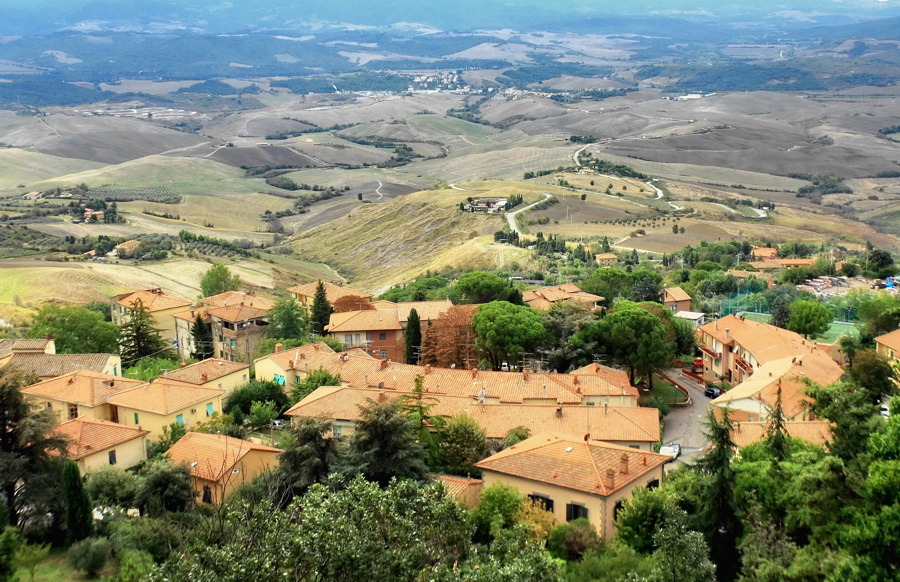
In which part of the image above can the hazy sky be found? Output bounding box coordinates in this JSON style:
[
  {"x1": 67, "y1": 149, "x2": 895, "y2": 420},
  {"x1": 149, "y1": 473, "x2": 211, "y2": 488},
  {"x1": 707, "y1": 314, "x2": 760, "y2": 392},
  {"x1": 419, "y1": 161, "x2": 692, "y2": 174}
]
[{"x1": 0, "y1": 0, "x2": 899, "y2": 35}]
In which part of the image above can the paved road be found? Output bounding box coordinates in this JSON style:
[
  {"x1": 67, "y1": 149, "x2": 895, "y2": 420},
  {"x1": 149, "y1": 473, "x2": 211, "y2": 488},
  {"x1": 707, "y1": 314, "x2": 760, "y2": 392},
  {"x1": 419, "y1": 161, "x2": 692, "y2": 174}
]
[
  {"x1": 505, "y1": 193, "x2": 552, "y2": 234},
  {"x1": 661, "y1": 369, "x2": 712, "y2": 467}
]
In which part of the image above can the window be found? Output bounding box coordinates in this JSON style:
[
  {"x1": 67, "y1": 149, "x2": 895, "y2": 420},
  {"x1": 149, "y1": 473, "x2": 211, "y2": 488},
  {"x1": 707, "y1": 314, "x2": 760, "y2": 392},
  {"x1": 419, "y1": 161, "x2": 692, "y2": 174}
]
[
  {"x1": 528, "y1": 494, "x2": 554, "y2": 513},
  {"x1": 46, "y1": 402, "x2": 52, "y2": 409},
  {"x1": 748, "y1": 415, "x2": 755, "y2": 422},
  {"x1": 273, "y1": 374, "x2": 285, "y2": 386},
  {"x1": 344, "y1": 334, "x2": 353, "y2": 346},
  {"x1": 134, "y1": 413, "x2": 140, "y2": 424},
  {"x1": 379, "y1": 332, "x2": 387, "y2": 341},
  {"x1": 108, "y1": 450, "x2": 117, "y2": 465},
  {"x1": 68, "y1": 403, "x2": 78, "y2": 420},
  {"x1": 647, "y1": 479, "x2": 660, "y2": 489},
  {"x1": 566, "y1": 503, "x2": 588, "y2": 522},
  {"x1": 202, "y1": 485, "x2": 212, "y2": 504},
  {"x1": 379, "y1": 350, "x2": 388, "y2": 359},
  {"x1": 614, "y1": 501, "x2": 624, "y2": 521},
  {"x1": 206, "y1": 403, "x2": 215, "y2": 416},
  {"x1": 333, "y1": 424, "x2": 342, "y2": 437},
  {"x1": 176, "y1": 414, "x2": 185, "y2": 425},
  {"x1": 355, "y1": 333, "x2": 361, "y2": 344}
]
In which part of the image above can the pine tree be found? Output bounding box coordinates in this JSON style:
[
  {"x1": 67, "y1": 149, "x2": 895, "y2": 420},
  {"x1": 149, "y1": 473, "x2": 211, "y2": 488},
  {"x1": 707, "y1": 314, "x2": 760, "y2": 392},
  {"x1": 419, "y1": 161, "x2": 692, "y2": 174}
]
[
  {"x1": 405, "y1": 309, "x2": 422, "y2": 364},
  {"x1": 765, "y1": 384, "x2": 789, "y2": 463},
  {"x1": 190, "y1": 315, "x2": 213, "y2": 360},
  {"x1": 63, "y1": 461, "x2": 92, "y2": 544},
  {"x1": 117, "y1": 299, "x2": 173, "y2": 365},
  {"x1": 310, "y1": 281, "x2": 333, "y2": 337}
]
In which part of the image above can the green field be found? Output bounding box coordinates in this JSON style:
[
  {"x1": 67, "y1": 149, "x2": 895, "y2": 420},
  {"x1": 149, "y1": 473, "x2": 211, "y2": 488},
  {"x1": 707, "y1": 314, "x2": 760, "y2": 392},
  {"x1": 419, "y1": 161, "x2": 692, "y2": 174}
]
[{"x1": 0, "y1": 150, "x2": 105, "y2": 190}]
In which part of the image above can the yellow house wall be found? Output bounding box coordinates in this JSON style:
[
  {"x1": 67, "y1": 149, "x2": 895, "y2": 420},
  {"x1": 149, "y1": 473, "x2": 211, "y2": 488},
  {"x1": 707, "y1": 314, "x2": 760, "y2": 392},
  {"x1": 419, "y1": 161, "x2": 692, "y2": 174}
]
[
  {"x1": 115, "y1": 395, "x2": 223, "y2": 439},
  {"x1": 202, "y1": 369, "x2": 250, "y2": 397},
  {"x1": 77, "y1": 436, "x2": 148, "y2": 473},
  {"x1": 253, "y1": 357, "x2": 287, "y2": 384},
  {"x1": 194, "y1": 449, "x2": 280, "y2": 504},
  {"x1": 481, "y1": 465, "x2": 664, "y2": 540},
  {"x1": 25, "y1": 397, "x2": 108, "y2": 425}
]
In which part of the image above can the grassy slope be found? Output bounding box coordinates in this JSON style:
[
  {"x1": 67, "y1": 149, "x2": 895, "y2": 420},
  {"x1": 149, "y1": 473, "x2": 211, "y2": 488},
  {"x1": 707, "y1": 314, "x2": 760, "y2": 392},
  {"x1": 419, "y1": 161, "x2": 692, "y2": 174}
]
[
  {"x1": 0, "y1": 149, "x2": 105, "y2": 190},
  {"x1": 287, "y1": 187, "x2": 534, "y2": 290}
]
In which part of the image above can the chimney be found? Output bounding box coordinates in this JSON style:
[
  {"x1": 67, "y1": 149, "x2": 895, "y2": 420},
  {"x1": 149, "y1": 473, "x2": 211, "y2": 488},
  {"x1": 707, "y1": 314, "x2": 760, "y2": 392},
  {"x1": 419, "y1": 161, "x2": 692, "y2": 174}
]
[
  {"x1": 523, "y1": 369, "x2": 529, "y2": 381},
  {"x1": 556, "y1": 406, "x2": 563, "y2": 418},
  {"x1": 424, "y1": 364, "x2": 432, "y2": 375},
  {"x1": 299, "y1": 353, "x2": 305, "y2": 360},
  {"x1": 380, "y1": 359, "x2": 389, "y2": 370},
  {"x1": 471, "y1": 368, "x2": 477, "y2": 379},
  {"x1": 109, "y1": 380, "x2": 114, "y2": 387},
  {"x1": 68, "y1": 376, "x2": 75, "y2": 384},
  {"x1": 275, "y1": 343, "x2": 284, "y2": 353},
  {"x1": 573, "y1": 375, "x2": 579, "y2": 385},
  {"x1": 604, "y1": 468, "x2": 615, "y2": 490},
  {"x1": 288, "y1": 360, "x2": 294, "y2": 369},
  {"x1": 604, "y1": 403, "x2": 609, "y2": 414},
  {"x1": 620, "y1": 453, "x2": 629, "y2": 475},
  {"x1": 180, "y1": 362, "x2": 186, "y2": 368},
  {"x1": 725, "y1": 328, "x2": 730, "y2": 339},
  {"x1": 200, "y1": 373, "x2": 208, "y2": 382},
  {"x1": 378, "y1": 391, "x2": 387, "y2": 402}
]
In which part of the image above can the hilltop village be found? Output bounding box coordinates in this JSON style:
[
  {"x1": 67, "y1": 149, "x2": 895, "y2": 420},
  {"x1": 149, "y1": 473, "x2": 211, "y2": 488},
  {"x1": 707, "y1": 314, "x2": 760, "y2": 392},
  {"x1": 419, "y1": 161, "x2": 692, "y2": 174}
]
[{"x1": 1, "y1": 240, "x2": 899, "y2": 579}]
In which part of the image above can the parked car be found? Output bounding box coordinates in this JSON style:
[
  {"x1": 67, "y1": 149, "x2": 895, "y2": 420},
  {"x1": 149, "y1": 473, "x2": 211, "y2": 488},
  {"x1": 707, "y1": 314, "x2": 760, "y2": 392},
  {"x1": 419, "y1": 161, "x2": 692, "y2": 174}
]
[
  {"x1": 270, "y1": 419, "x2": 285, "y2": 430},
  {"x1": 659, "y1": 444, "x2": 682, "y2": 461},
  {"x1": 704, "y1": 387, "x2": 723, "y2": 398}
]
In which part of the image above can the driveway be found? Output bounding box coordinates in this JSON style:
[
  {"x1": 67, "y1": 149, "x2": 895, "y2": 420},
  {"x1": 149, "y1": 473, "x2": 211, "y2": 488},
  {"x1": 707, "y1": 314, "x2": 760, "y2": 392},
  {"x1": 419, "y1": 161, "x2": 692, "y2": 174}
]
[{"x1": 661, "y1": 369, "x2": 712, "y2": 467}]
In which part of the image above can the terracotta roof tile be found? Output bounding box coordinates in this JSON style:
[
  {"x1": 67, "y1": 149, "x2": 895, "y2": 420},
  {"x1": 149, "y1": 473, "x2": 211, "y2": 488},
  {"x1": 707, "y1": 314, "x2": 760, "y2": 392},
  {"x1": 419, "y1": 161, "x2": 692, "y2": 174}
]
[
  {"x1": 523, "y1": 284, "x2": 603, "y2": 311},
  {"x1": 201, "y1": 291, "x2": 275, "y2": 311},
  {"x1": 207, "y1": 304, "x2": 269, "y2": 323},
  {"x1": 106, "y1": 381, "x2": 223, "y2": 414},
  {"x1": 876, "y1": 328, "x2": 900, "y2": 354},
  {"x1": 731, "y1": 420, "x2": 832, "y2": 448},
  {"x1": 161, "y1": 359, "x2": 249, "y2": 385},
  {"x1": 263, "y1": 343, "x2": 639, "y2": 405},
  {"x1": 699, "y1": 314, "x2": 816, "y2": 365},
  {"x1": 165, "y1": 432, "x2": 281, "y2": 482},
  {"x1": 475, "y1": 432, "x2": 669, "y2": 496},
  {"x1": 172, "y1": 306, "x2": 214, "y2": 323},
  {"x1": 21, "y1": 370, "x2": 143, "y2": 407},
  {"x1": 664, "y1": 286, "x2": 691, "y2": 303},
  {"x1": 55, "y1": 418, "x2": 148, "y2": 460},
  {"x1": 286, "y1": 386, "x2": 659, "y2": 442},
  {"x1": 437, "y1": 474, "x2": 483, "y2": 498},
  {"x1": 115, "y1": 290, "x2": 192, "y2": 312},
  {"x1": 327, "y1": 310, "x2": 401, "y2": 333},
  {"x1": 7, "y1": 353, "x2": 118, "y2": 379}
]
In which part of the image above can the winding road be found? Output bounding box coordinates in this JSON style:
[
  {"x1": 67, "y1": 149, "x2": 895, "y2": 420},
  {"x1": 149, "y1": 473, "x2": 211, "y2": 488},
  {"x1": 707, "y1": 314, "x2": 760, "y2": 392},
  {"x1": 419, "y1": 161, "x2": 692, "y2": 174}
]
[{"x1": 506, "y1": 193, "x2": 553, "y2": 234}]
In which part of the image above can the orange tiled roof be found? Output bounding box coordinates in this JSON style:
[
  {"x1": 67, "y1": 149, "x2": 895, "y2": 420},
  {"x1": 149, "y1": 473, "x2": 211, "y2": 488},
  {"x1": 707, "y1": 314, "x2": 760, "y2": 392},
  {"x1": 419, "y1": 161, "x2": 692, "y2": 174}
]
[
  {"x1": 327, "y1": 309, "x2": 402, "y2": 333},
  {"x1": 664, "y1": 286, "x2": 691, "y2": 303},
  {"x1": 287, "y1": 281, "x2": 372, "y2": 303},
  {"x1": 201, "y1": 291, "x2": 275, "y2": 311},
  {"x1": 161, "y1": 359, "x2": 249, "y2": 385},
  {"x1": 438, "y1": 474, "x2": 483, "y2": 497},
  {"x1": 166, "y1": 432, "x2": 281, "y2": 483},
  {"x1": 115, "y1": 290, "x2": 192, "y2": 312},
  {"x1": 106, "y1": 380, "x2": 223, "y2": 414},
  {"x1": 390, "y1": 300, "x2": 454, "y2": 323},
  {"x1": 285, "y1": 386, "x2": 660, "y2": 442},
  {"x1": 699, "y1": 314, "x2": 817, "y2": 365},
  {"x1": 263, "y1": 343, "x2": 639, "y2": 405},
  {"x1": 0, "y1": 338, "x2": 53, "y2": 357},
  {"x1": 731, "y1": 420, "x2": 832, "y2": 448},
  {"x1": 7, "y1": 353, "x2": 118, "y2": 379},
  {"x1": 21, "y1": 370, "x2": 142, "y2": 407},
  {"x1": 207, "y1": 304, "x2": 269, "y2": 323},
  {"x1": 711, "y1": 351, "x2": 843, "y2": 418},
  {"x1": 172, "y1": 306, "x2": 214, "y2": 323},
  {"x1": 876, "y1": 328, "x2": 900, "y2": 354},
  {"x1": 522, "y1": 284, "x2": 603, "y2": 311},
  {"x1": 55, "y1": 418, "x2": 149, "y2": 460},
  {"x1": 475, "y1": 432, "x2": 669, "y2": 497}
]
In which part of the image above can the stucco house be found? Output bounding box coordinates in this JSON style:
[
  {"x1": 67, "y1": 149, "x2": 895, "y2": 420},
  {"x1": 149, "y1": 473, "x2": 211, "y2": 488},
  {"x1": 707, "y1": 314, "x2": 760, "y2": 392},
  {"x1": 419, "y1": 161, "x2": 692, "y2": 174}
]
[
  {"x1": 106, "y1": 380, "x2": 224, "y2": 439},
  {"x1": 475, "y1": 432, "x2": 669, "y2": 540},
  {"x1": 112, "y1": 288, "x2": 192, "y2": 342},
  {"x1": 160, "y1": 359, "x2": 249, "y2": 396},
  {"x1": 54, "y1": 418, "x2": 149, "y2": 472},
  {"x1": 166, "y1": 432, "x2": 281, "y2": 504},
  {"x1": 20, "y1": 370, "x2": 143, "y2": 424},
  {"x1": 287, "y1": 281, "x2": 372, "y2": 315}
]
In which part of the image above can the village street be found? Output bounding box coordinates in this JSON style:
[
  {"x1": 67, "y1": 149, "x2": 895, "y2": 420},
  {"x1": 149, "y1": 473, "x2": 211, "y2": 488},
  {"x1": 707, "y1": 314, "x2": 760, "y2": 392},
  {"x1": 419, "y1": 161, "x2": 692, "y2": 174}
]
[{"x1": 661, "y1": 369, "x2": 712, "y2": 467}]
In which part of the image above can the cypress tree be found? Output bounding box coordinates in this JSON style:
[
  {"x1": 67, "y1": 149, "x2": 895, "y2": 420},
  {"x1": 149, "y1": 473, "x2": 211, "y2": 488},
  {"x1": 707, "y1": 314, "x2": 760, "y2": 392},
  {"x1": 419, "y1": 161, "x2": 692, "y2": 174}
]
[
  {"x1": 405, "y1": 309, "x2": 422, "y2": 365},
  {"x1": 63, "y1": 461, "x2": 92, "y2": 544},
  {"x1": 190, "y1": 314, "x2": 213, "y2": 360},
  {"x1": 310, "y1": 281, "x2": 333, "y2": 337}
]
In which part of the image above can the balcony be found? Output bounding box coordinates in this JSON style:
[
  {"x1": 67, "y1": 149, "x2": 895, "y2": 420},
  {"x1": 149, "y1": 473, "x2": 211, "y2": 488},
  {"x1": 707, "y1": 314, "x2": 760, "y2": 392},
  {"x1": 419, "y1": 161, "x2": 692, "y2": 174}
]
[
  {"x1": 735, "y1": 356, "x2": 753, "y2": 373},
  {"x1": 699, "y1": 344, "x2": 721, "y2": 359}
]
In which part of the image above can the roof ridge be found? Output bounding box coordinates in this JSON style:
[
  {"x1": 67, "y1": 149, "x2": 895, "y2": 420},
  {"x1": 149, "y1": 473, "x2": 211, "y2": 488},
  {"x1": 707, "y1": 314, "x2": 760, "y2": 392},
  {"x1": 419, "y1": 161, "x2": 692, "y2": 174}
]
[{"x1": 583, "y1": 437, "x2": 606, "y2": 495}]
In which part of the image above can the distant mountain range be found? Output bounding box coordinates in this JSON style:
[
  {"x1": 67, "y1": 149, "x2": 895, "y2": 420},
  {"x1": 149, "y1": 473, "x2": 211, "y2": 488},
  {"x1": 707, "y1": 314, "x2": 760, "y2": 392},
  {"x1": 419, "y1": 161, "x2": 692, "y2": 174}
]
[{"x1": 1, "y1": 0, "x2": 900, "y2": 35}]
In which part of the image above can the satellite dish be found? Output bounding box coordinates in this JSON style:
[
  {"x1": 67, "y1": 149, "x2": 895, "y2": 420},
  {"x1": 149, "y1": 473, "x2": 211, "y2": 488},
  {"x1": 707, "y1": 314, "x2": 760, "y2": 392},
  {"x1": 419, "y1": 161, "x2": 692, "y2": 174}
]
[{"x1": 377, "y1": 381, "x2": 385, "y2": 390}]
